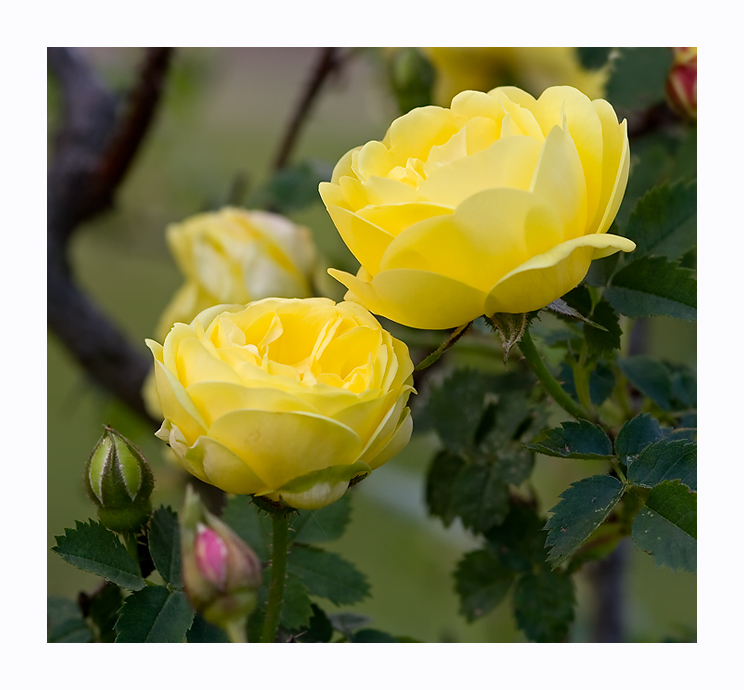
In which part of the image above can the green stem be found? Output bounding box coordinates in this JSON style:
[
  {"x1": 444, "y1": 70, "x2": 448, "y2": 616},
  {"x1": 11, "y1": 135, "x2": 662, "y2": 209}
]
[
  {"x1": 518, "y1": 327, "x2": 590, "y2": 420},
  {"x1": 415, "y1": 322, "x2": 472, "y2": 371},
  {"x1": 260, "y1": 510, "x2": 290, "y2": 643},
  {"x1": 571, "y1": 343, "x2": 595, "y2": 418}
]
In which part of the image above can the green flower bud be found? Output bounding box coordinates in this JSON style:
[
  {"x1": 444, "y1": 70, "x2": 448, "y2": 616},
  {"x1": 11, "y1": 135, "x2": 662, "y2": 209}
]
[
  {"x1": 84, "y1": 426, "x2": 154, "y2": 533},
  {"x1": 180, "y1": 486, "x2": 263, "y2": 632}
]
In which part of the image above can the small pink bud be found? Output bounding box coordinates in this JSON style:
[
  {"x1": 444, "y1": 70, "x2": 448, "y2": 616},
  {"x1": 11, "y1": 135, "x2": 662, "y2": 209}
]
[
  {"x1": 194, "y1": 524, "x2": 228, "y2": 589},
  {"x1": 666, "y1": 47, "x2": 697, "y2": 121}
]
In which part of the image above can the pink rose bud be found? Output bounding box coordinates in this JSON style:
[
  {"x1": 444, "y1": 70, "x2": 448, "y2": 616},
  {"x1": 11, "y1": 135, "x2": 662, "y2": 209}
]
[
  {"x1": 180, "y1": 486, "x2": 263, "y2": 630},
  {"x1": 666, "y1": 47, "x2": 697, "y2": 121},
  {"x1": 194, "y1": 525, "x2": 228, "y2": 589}
]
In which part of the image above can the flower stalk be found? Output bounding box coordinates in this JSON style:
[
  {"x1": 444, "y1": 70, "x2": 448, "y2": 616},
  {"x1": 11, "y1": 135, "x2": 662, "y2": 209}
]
[
  {"x1": 518, "y1": 327, "x2": 590, "y2": 421},
  {"x1": 260, "y1": 510, "x2": 291, "y2": 643}
]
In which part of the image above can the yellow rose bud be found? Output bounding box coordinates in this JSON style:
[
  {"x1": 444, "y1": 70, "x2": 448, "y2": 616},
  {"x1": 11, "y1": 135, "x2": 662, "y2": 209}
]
[
  {"x1": 419, "y1": 47, "x2": 609, "y2": 106},
  {"x1": 155, "y1": 207, "x2": 317, "y2": 341},
  {"x1": 320, "y1": 85, "x2": 635, "y2": 330},
  {"x1": 146, "y1": 297, "x2": 415, "y2": 509}
]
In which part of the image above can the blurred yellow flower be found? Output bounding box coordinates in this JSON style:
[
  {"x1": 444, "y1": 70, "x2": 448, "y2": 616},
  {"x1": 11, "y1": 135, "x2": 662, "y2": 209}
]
[
  {"x1": 146, "y1": 298, "x2": 414, "y2": 509},
  {"x1": 421, "y1": 47, "x2": 609, "y2": 106},
  {"x1": 320, "y1": 85, "x2": 634, "y2": 330}
]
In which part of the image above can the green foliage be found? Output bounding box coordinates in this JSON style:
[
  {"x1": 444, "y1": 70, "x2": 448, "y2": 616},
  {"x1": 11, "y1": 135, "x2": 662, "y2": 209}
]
[
  {"x1": 512, "y1": 571, "x2": 575, "y2": 642},
  {"x1": 484, "y1": 503, "x2": 549, "y2": 572},
  {"x1": 605, "y1": 256, "x2": 697, "y2": 321},
  {"x1": 296, "y1": 604, "x2": 334, "y2": 643},
  {"x1": 186, "y1": 614, "x2": 230, "y2": 643},
  {"x1": 290, "y1": 493, "x2": 352, "y2": 544},
  {"x1": 525, "y1": 420, "x2": 614, "y2": 460},
  {"x1": 628, "y1": 439, "x2": 697, "y2": 491},
  {"x1": 388, "y1": 47, "x2": 435, "y2": 114},
  {"x1": 287, "y1": 544, "x2": 370, "y2": 606},
  {"x1": 454, "y1": 549, "x2": 516, "y2": 622},
  {"x1": 246, "y1": 160, "x2": 332, "y2": 213},
  {"x1": 221, "y1": 495, "x2": 273, "y2": 562},
  {"x1": 577, "y1": 47, "x2": 612, "y2": 70},
  {"x1": 544, "y1": 476, "x2": 625, "y2": 566},
  {"x1": 47, "y1": 597, "x2": 92, "y2": 643},
  {"x1": 619, "y1": 356, "x2": 697, "y2": 412},
  {"x1": 584, "y1": 300, "x2": 622, "y2": 358},
  {"x1": 85, "y1": 582, "x2": 124, "y2": 643},
  {"x1": 631, "y1": 481, "x2": 697, "y2": 571},
  {"x1": 623, "y1": 180, "x2": 697, "y2": 260},
  {"x1": 616, "y1": 414, "x2": 665, "y2": 464},
  {"x1": 148, "y1": 505, "x2": 182, "y2": 588},
  {"x1": 53, "y1": 519, "x2": 145, "y2": 591},
  {"x1": 114, "y1": 586, "x2": 194, "y2": 643},
  {"x1": 605, "y1": 47, "x2": 674, "y2": 110}
]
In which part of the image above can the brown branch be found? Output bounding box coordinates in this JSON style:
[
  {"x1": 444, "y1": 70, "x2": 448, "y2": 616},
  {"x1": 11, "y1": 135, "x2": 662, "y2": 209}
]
[
  {"x1": 271, "y1": 47, "x2": 344, "y2": 171},
  {"x1": 47, "y1": 48, "x2": 172, "y2": 426}
]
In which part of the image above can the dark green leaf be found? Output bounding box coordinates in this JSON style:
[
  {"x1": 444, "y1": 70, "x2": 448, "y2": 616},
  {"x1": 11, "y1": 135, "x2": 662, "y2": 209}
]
[
  {"x1": 526, "y1": 420, "x2": 614, "y2": 460},
  {"x1": 628, "y1": 439, "x2": 696, "y2": 491},
  {"x1": 114, "y1": 587, "x2": 194, "y2": 643},
  {"x1": 296, "y1": 604, "x2": 334, "y2": 643},
  {"x1": 425, "y1": 450, "x2": 466, "y2": 527},
  {"x1": 53, "y1": 520, "x2": 145, "y2": 591},
  {"x1": 545, "y1": 475, "x2": 625, "y2": 566},
  {"x1": 425, "y1": 369, "x2": 489, "y2": 453},
  {"x1": 451, "y1": 461, "x2": 510, "y2": 534},
  {"x1": 605, "y1": 47, "x2": 674, "y2": 110},
  {"x1": 632, "y1": 481, "x2": 696, "y2": 571},
  {"x1": 279, "y1": 576, "x2": 315, "y2": 631},
  {"x1": 615, "y1": 413, "x2": 664, "y2": 465},
  {"x1": 287, "y1": 545, "x2": 370, "y2": 606},
  {"x1": 290, "y1": 493, "x2": 352, "y2": 544},
  {"x1": 577, "y1": 47, "x2": 612, "y2": 70},
  {"x1": 669, "y1": 363, "x2": 697, "y2": 409},
  {"x1": 618, "y1": 356, "x2": 673, "y2": 410},
  {"x1": 187, "y1": 614, "x2": 230, "y2": 643},
  {"x1": 623, "y1": 180, "x2": 697, "y2": 260},
  {"x1": 484, "y1": 503, "x2": 549, "y2": 572},
  {"x1": 454, "y1": 549, "x2": 516, "y2": 622},
  {"x1": 47, "y1": 596, "x2": 92, "y2": 643},
  {"x1": 351, "y1": 629, "x2": 399, "y2": 642},
  {"x1": 585, "y1": 300, "x2": 622, "y2": 358},
  {"x1": 605, "y1": 256, "x2": 697, "y2": 321},
  {"x1": 148, "y1": 505, "x2": 182, "y2": 588},
  {"x1": 222, "y1": 495, "x2": 273, "y2": 562},
  {"x1": 512, "y1": 571, "x2": 575, "y2": 642}
]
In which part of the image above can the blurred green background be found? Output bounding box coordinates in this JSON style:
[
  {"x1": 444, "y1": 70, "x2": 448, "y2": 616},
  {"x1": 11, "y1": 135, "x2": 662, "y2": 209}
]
[{"x1": 48, "y1": 47, "x2": 696, "y2": 642}]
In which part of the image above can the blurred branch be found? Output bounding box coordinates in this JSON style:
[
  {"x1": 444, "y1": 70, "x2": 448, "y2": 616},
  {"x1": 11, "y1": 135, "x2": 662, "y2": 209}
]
[
  {"x1": 47, "y1": 48, "x2": 172, "y2": 425},
  {"x1": 271, "y1": 47, "x2": 344, "y2": 171}
]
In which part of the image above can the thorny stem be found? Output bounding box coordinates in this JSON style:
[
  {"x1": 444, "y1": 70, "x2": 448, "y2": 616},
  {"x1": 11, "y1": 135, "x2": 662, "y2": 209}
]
[
  {"x1": 260, "y1": 510, "x2": 290, "y2": 643},
  {"x1": 415, "y1": 322, "x2": 472, "y2": 371}
]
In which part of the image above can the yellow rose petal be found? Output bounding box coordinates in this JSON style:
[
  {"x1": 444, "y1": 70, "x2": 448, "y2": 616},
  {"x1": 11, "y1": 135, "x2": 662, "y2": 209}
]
[
  {"x1": 207, "y1": 409, "x2": 362, "y2": 490},
  {"x1": 485, "y1": 233, "x2": 636, "y2": 314},
  {"x1": 193, "y1": 435, "x2": 268, "y2": 495},
  {"x1": 324, "y1": 205, "x2": 395, "y2": 275}
]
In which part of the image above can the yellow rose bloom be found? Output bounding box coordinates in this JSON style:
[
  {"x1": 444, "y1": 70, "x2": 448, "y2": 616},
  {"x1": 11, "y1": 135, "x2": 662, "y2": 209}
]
[
  {"x1": 320, "y1": 86, "x2": 634, "y2": 330},
  {"x1": 155, "y1": 207, "x2": 316, "y2": 342},
  {"x1": 146, "y1": 298, "x2": 414, "y2": 509},
  {"x1": 421, "y1": 47, "x2": 609, "y2": 106}
]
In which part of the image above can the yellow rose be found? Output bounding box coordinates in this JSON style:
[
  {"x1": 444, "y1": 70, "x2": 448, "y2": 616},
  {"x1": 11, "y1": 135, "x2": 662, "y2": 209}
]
[
  {"x1": 421, "y1": 47, "x2": 609, "y2": 106},
  {"x1": 146, "y1": 297, "x2": 414, "y2": 509},
  {"x1": 320, "y1": 86, "x2": 634, "y2": 330},
  {"x1": 154, "y1": 207, "x2": 316, "y2": 341}
]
